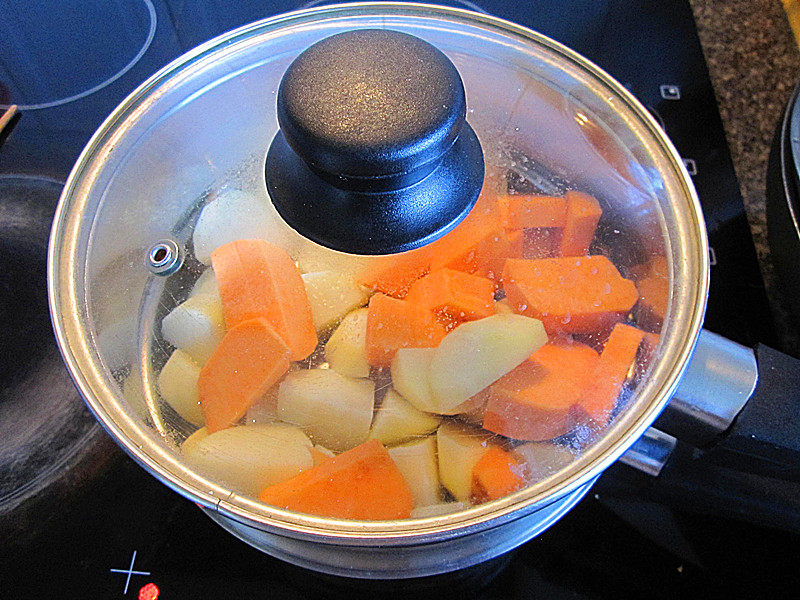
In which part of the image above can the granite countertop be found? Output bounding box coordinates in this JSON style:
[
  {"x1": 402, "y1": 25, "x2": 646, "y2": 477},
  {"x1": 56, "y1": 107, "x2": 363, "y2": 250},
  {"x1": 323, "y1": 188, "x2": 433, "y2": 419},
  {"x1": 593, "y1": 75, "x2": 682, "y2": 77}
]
[{"x1": 690, "y1": 0, "x2": 800, "y2": 350}]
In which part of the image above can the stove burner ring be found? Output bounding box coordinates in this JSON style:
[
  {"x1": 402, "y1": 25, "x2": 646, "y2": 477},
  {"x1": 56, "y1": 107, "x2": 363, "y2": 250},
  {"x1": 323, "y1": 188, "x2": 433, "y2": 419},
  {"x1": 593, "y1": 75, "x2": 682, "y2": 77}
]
[
  {"x1": 0, "y1": 174, "x2": 113, "y2": 546},
  {"x1": 0, "y1": 0, "x2": 156, "y2": 112}
]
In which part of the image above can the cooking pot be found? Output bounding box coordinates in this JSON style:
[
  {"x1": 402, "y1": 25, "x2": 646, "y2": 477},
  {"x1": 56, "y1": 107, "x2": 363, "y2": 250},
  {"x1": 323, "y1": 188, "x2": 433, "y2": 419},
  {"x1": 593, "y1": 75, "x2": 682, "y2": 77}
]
[{"x1": 48, "y1": 2, "x2": 800, "y2": 579}]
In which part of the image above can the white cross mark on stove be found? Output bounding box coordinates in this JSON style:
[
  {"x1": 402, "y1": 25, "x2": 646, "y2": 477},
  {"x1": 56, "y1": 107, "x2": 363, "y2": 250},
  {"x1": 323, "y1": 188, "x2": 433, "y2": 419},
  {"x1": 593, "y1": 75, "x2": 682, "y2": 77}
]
[{"x1": 110, "y1": 550, "x2": 151, "y2": 595}]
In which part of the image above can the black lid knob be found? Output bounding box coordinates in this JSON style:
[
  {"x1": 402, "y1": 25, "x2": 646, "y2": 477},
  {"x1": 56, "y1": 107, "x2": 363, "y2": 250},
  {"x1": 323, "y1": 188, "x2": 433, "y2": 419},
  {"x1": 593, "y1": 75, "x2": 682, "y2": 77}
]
[{"x1": 266, "y1": 29, "x2": 484, "y2": 255}]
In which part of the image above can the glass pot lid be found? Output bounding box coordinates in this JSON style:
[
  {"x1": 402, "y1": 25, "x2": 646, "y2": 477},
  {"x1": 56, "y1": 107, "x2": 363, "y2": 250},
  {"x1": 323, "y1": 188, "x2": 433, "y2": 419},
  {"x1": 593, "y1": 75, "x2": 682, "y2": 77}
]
[{"x1": 48, "y1": 3, "x2": 707, "y2": 537}]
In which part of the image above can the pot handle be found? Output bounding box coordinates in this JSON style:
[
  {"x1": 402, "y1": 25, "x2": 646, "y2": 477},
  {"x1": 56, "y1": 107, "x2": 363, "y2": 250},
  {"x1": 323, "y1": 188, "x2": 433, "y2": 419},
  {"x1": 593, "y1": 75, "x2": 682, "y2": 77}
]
[
  {"x1": 653, "y1": 329, "x2": 800, "y2": 480},
  {"x1": 612, "y1": 431, "x2": 800, "y2": 533}
]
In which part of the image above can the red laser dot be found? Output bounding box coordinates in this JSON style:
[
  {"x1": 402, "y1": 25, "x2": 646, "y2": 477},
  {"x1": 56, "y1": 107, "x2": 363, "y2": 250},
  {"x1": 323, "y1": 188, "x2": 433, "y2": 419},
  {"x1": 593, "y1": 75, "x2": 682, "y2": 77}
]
[{"x1": 138, "y1": 582, "x2": 160, "y2": 600}]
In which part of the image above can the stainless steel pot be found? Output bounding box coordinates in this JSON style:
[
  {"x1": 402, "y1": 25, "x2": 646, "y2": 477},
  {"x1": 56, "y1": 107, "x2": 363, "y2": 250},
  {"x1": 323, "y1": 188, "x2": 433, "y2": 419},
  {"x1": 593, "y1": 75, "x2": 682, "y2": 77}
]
[{"x1": 48, "y1": 2, "x2": 800, "y2": 579}]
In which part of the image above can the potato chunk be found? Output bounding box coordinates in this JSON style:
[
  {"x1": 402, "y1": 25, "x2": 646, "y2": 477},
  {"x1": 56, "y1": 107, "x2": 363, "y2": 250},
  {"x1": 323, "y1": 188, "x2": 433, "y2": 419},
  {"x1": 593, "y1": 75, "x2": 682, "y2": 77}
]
[
  {"x1": 301, "y1": 271, "x2": 371, "y2": 332},
  {"x1": 392, "y1": 348, "x2": 484, "y2": 415},
  {"x1": 428, "y1": 314, "x2": 547, "y2": 411},
  {"x1": 324, "y1": 308, "x2": 370, "y2": 378},
  {"x1": 161, "y1": 294, "x2": 225, "y2": 365},
  {"x1": 369, "y1": 390, "x2": 441, "y2": 446},
  {"x1": 158, "y1": 349, "x2": 204, "y2": 426},
  {"x1": 436, "y1": 421, "x2": 494, "y2": 502},
  {"x1": 182, "y1": 423, "x2": 313, "y2": 496},
  {"x1": 277, "y1": 369, "x2": 375, "y2": 452},
  {"x1": 387, "y1": 436, "x2": 441, "y2": 507},
  {"x1": 192, "y1": 189, "x2": 272, "y2": 264}
]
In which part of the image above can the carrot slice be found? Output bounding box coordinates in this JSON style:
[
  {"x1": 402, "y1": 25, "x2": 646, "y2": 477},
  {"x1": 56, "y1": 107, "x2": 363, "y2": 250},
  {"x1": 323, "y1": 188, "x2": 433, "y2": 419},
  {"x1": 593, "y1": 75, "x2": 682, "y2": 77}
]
[
  {"x1": 470, "y1": 228, "x2": 525, "y2": 284},
  {"x1": 365, "y1": 293, "x2": 448, "y2": 366},
  {"x1": 502, "y1": 255, "x2": 638, "y2": 334},
  {"x1": 524, "y1": 228, "x2": 562, "y2": 259},
  {"x1": 499, "y1": 195, "x2": 567, "y2": 229},
  {"x1": 199, "y1": 318, "x2": 291, "y2": 433},
  {"x1": 633, "y1": 256, "x2": 669, "y2": 330},
  {"x1": 358, "y1": 250, "x2": 432, "y2": 299},
  {"x1": 406, "y1": 268, "x2": 495, "y2": 321},
  {"x1": 359, "y1": 182, "x2": 501, "y2": 297},
  {"x1": 482, "y1": 342, "x2": 600, "y2": 441},
  {"x1": 259, "y1": 439, "x2": 414, "y2": 520},
  {"x1": 211, "y1": 239, "x2": 317, "y2": 360},
  {"x1": 559, "y1": 191, "x2": 602, "y2": 256},
  {"x1": 577, "y1": 323, "x2": 646, "y2": 425},
  {"x1": 471, "y1": 446, "x2": 526, "y2": 503}
]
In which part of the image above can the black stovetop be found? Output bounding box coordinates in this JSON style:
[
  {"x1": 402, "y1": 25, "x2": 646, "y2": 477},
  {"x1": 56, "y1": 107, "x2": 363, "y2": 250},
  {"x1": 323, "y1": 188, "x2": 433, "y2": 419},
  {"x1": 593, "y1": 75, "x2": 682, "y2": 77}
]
[{"x1": 1, "y1": 1, "x2": 793, "y2": 599}]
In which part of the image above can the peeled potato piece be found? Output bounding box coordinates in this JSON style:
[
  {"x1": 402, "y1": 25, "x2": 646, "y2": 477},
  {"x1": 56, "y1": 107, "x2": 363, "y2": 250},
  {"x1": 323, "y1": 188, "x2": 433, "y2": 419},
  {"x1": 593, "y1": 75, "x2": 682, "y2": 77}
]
[
  {"x1": 410, "y1": 502, "x2": 469, "y2": 518},
  {"x1": 494, "y1": 298, "x2": 514, "y2": 314},
  {"x1": 436, "y1": 421, "x2": 494, "y2": 502},
  {"x1": 511, "y1": 442, "x2": 575, "y2": 483},
  {"x1": 324, "y1": 308, "x2": 370, "y2": 378},
  {"x1": 192, "y1": 189, "x2": 272, "y2": 264},
  {"x1": 277, "y1": 369, "x2": 375, "y2": 452},
  {"x1": 369, "y1": 389, "x2": 441, "y2": 446},
  {"x1": 161, "y1": 294, "x2": 225, "y2": 365},
  {"x1": 158, "y1": 349, "x2": 204, "y2": 426},
  {"x1": 392, "y1": 348, "x2": 486, "y2": 415},
  {"x1": 387, "y1": 436, "x2": 441, "y2": 507},
  {"x1": 391, "y1": 348, "x2": 436, "y2": 412},
  {"x1": 301, "y1": 271, "x2": 371, "y2": 333},
  {"x1": 429, "y1": 314, "x2": 547, "y2": 412},
  {"x1": 182, "y1": 423, "x2": 313, "y2": 496},
  {"x1": 191, "y1": 268, "x2": 221, "y2": 301},
  {"x1": 181, "y1": 427, "x2": 210, "y2": 455},
  {"x1": 244, "y1": 363, "x2": 302, "y2": 425}
]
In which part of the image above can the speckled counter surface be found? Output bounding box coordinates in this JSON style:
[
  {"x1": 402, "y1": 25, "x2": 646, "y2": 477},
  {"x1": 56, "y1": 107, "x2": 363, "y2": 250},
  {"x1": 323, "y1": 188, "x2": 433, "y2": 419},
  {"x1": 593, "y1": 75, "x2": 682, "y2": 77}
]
[{"x1": 689, "y1": 0, "x2": 800, "y2": 350}]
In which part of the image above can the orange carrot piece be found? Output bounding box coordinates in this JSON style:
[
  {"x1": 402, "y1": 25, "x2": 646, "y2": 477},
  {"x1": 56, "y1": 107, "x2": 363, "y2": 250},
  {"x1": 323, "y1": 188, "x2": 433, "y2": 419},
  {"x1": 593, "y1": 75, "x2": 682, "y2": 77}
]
[
  {"x1": 199, "y1": 318, "x2": 291, "y2": 433},
  {"x1": 472, "y1": 446, "x2": 526, "y2": 503},
  {"x1": 359, "y1": 182, "x2": 500, "y2": 297},
  {"x1": 365, "y1": 293, "x2": 448, "y2": 366},
  {"x1": 502, "y1": 256, "x2": 638, "y2": 334},
  {"x1": 358, "y1": 251, "x2": 431, "y2": 299},
  {"x1": 469, "y1": 228, "x2": 525, "y2": 284},
  {"x1": 482, "y1": 342, "x2": 600, "y2": 441},
  {"x1": 577, "y1": 323, "x2": 646, "y2": 425},
  {"x1": 636, "y1": 274, "x2": 669, "y2": 324},
  {"x1": 524, "y1": 228, "x2": 562, "y2": 259},
  {"x1": 642, "y1": 332, "x2": 660, "y2": 357},
  {"x1": 211, "y1": 239, "x2": 317, "y2": 360},
  {"x1": 499, "y1": 195, "x2": 567, "y2": 229},
  {"x1": 633, "y1": 255, "x2": 669, "y2": 329},
  {"x1": 559, "y1": 191, "x2": 602, "y2": 256},
  {"x1": 259, "y1": 439, "x2": 414, "y2": 520},
  {"x1": 406, "y1": 268, "x2": 495, "y2": 321}
]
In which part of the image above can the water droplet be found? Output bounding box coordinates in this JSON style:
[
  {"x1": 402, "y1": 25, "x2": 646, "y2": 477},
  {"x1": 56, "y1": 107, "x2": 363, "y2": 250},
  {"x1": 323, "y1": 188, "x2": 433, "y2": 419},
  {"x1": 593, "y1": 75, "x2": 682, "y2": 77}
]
[
  {"x1": 520, "y1": 304, "x2": 528, "y2": 311},
  {"x1": 575, "y1": 259, "x2": 581, "y2": 266},
  {"x1": 590, "y1": 267, "x2": 598, "y2": 275},
  {"x1": 561, "y1": 314, "x2": 572, "y2": 324},
  {"x1": 604, "y1": 283, "x2": 612, "y2": 294}
]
